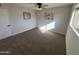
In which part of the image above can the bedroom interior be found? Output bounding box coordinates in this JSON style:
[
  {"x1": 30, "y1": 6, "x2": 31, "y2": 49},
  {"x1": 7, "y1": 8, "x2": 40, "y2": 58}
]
[{"x1": 0, "y1": 3, "x2": 79, "y2": 55}]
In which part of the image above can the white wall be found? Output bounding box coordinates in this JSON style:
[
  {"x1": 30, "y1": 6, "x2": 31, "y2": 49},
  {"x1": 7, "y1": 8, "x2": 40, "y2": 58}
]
[
  {"x1": 7, "y1": 6, "x2": 36, "y2": 35},
  {"x1": 66, "y1": 4, "x2": 79, "y2": 55},
  {"x1": 0, "y1": 4, "x2": 36, "y2": 38},
  {"x1": 66, "y1": 26, "x2": 79, "y2": 55},
  {"x1": 36, "y1": 5, "x2": 72, "y2": 35}
]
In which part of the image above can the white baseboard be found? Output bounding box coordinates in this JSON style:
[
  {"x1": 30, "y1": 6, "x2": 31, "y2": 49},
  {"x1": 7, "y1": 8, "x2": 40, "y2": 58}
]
[
  {"x1": 0, "y1": 27, "x2": 36, "y2": 40},
  {"x1": 50, "y1": 30, "x2": 65, "y2": 35}
]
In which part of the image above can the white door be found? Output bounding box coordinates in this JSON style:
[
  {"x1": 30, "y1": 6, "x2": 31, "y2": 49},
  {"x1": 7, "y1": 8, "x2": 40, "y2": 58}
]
[{"x1": 0, "y1": 9, "x2": 11, "y2": 39}]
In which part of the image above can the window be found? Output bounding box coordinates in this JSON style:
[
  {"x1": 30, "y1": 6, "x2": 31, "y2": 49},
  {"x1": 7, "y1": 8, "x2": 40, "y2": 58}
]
[
  {"x1": 39, "y1": 21, "x2": 55, "y2": 33},
  {"x1": 70, "y1": 7, "x2": 79, "y2": 37}
]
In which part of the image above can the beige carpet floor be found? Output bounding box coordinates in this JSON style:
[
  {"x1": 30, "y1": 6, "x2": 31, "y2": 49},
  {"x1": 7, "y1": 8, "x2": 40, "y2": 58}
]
[{"x1": 0, "y1": 28, "x2": 66, "y2": 55}]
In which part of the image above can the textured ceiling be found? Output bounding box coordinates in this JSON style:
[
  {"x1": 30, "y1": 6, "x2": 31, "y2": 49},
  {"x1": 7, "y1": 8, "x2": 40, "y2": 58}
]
[
  {"x1": 13, "y1": 3, "x2": 72, "y2": 8},
  {"x1": 1, "y1": 3, "x2": 72, "y2": 10}
]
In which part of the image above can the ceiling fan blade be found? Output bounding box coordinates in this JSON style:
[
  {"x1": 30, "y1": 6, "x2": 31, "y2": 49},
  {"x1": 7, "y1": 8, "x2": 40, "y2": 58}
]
[{"x1": 42, "y1": 5, "x2": 48, "y2": 7}]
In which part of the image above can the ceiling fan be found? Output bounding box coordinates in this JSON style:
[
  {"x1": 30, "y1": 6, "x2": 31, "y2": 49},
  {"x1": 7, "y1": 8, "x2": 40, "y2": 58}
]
[{"x1": 34, "y1": 3, "x2": 48, "y2": 10}]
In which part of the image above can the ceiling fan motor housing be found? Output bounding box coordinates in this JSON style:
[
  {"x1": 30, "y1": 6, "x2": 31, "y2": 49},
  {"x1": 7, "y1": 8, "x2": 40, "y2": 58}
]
[{"x1": 37, "y1": 3, "x2": 42, "y2": 8}]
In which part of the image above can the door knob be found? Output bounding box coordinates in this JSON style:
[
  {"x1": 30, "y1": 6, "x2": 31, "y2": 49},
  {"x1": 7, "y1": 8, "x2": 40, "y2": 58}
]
[{"x1": 7, "y1": 25, "x2": 11, "y2": 27}]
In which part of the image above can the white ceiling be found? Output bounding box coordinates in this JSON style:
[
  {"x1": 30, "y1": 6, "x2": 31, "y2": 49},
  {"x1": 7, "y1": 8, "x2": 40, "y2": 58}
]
[
  {"x1": 14, "y1": 3, "x2": 72, "y2": 8},
  {"x1": 2, "y1": 3, "x2": 72, "y2": 10}
]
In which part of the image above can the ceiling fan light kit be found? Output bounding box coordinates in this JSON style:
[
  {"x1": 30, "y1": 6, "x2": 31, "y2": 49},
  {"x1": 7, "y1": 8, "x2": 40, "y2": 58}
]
[
  {"x1": 35, "y1": 3, "x2": 43, "y2": 10},
  {"x1": 33, "y1": 3, "x2": 48, "y2": 11}
]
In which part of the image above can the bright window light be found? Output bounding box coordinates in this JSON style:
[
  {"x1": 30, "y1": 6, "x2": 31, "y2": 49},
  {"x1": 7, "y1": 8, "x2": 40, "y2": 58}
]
[
  {"x1": 39, "y1": 25, "x2": 47, "y2": 33},
  {"x1": 47, "y1": 21, "x2": 55, "y2": 30},
  {"x1": 39, "y1": 21, "x2": 55, "y2": 33}
]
